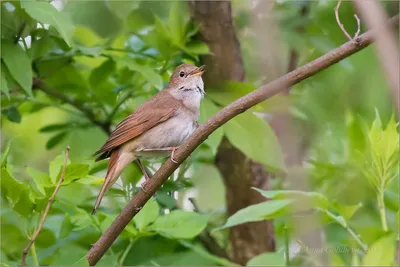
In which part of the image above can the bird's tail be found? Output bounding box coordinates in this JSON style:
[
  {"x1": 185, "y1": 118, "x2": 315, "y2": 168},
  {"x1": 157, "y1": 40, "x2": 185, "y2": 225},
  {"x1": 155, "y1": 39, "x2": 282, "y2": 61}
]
[{"x1": 92, "y1": 151, "x2": 120, "y2": 215}]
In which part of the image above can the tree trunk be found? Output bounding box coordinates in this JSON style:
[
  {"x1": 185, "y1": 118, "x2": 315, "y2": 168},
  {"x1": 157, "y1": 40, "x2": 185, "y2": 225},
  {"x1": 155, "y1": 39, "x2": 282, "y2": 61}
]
[{"x1": 188, "y1": 1, "x2": 275, "y2": 265}]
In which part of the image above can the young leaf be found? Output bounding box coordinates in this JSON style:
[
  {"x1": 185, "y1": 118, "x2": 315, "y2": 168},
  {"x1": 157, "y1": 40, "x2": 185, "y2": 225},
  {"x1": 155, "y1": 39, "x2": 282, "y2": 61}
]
[
  {"x1": 49, "y1": 152, "x2": 71, "y2": 183},
  {"x1": 1, "y1": 42, "x2": 32, "y2": 95},
  {"x1": 4, "y1": 106, "x2": 22, "y2": 123},
  {"x1": 1, "y1": 68, "x2": 9, "y2": 98},
  {"x1": 148, "y1": 210, "x2": 209, "y2": 239},
  {"x1": 1, "y1": 139, "x2": 12, "y2": 168},
  {"x1": 26, "y1": 167, "x2": 52, "y2": 195},
  {"x1": 134, "y1": 198, "x2": 160, "y2": 231},
  {"x1": 362, "y1": 233, "x2": 396, "y2": 266},
  {"x1": 215, "y1": 200, "x2": 293, "y2": 231},
  {"x1": 46, "y1": 132, "x2": 68, "y2": 150},
  {"x1": 224, "y1": 112, "x2": 285, "y2": 171},
  {"x1": 60, "y1": 213, "x2": 73, "y2": 238},
  {"x1": 247, "y1": 252, "x2": 285, "y2": 266},
  {"x1": 113, "y1": 56, "x2": 163, "y2": 90},
  {"x1": 63, "y1": 163, "x2": 90, "y2": 184},
  {"x1": 21, "y1": 1, "x2": 75, "y2": 46},
  {"x1": 39, "y1": 123, "x2": 70, "y2": 133}
]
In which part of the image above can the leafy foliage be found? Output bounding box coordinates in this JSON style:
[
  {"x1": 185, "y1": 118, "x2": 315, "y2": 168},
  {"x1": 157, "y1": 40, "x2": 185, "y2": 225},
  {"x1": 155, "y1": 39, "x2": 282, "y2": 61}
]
[{"x1": 1, "y1": 0, "x2": 398, "y2": 266}]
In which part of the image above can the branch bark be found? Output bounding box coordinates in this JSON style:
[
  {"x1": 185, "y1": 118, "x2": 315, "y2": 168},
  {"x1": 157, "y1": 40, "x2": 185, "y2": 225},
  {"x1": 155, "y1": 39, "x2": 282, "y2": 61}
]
[
  {"x1": 354, "y1": 0, "x2": 400, "y2": 113},
  {"x1": 85, "y1": 15, "x2": 399, "y2": 266}
]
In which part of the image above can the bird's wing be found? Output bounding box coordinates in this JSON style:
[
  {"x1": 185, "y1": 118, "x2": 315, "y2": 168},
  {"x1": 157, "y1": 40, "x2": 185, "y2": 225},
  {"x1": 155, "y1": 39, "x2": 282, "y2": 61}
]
[{"x1": 94, "y1": 90, "x2": 180, "y2": 157}]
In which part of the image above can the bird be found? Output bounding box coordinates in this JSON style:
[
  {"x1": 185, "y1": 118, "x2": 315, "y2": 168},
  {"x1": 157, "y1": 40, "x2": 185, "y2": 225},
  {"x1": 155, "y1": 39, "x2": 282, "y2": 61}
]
[{"x1": 91, "y1": 64, "x2": 205, "y2": 214}]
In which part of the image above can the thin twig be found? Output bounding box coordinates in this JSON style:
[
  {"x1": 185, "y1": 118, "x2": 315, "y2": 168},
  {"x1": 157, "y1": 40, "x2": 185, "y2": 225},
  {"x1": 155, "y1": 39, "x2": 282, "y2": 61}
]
[
  {"x1": 334, "y1": 0, "x2": 362, "y2": 41},
  {"x1": 21, "y1": 146, "x2": 71, "y2": 266},
  {"x1": 188, "y1": 198, "x2": 230, "y2": 260},
  {"x1": 85, "y1": 15, "x2": 400, "y2": 265}
]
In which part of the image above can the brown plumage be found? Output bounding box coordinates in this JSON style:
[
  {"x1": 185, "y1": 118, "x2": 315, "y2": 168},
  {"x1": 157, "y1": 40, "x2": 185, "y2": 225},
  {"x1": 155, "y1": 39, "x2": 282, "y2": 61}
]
[{"x1": 92, "y1": 64, "x2": 205, "y2": 214}]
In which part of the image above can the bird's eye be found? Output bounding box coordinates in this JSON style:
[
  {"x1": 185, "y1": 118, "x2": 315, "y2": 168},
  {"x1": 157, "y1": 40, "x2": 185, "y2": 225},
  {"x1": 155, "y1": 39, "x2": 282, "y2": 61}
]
[{"x1": 179, "y1": 71, "x2": 185, "y2": 77}]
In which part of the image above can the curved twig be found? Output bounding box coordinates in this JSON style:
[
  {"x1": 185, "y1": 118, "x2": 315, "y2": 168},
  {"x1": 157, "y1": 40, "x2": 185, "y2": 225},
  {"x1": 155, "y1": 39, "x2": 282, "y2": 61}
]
[
  {"x1": 22, "y1": 146, "x2": 71, "y2": 266},
  {"x1": 334, "y1": 0, "x2": 362, "y2": 41}
]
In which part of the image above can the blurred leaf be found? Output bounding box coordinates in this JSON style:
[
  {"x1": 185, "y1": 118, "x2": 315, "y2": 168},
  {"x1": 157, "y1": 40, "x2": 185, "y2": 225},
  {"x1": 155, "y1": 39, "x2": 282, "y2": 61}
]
[
  {"x1": 215, "y1": 200, "x2": 293, "y2": 231},
  {"x1": 113, "y1": 56, "x2": 163, "y2": 90},
  {"x1": 89, "y1": 58, "x2": 116, "y2": 89},
  {"x1": 21, "y1": 1, "x2": 74, "y2": 46},
  {"x1": 39, "y1": 123, "x2": 70, "y2": 133},
  {"x1": 148, "y1": 210, "x2": 208, "y2": 239},
  {"x1": 184, "y1": 41, "x2": 210, "y2": 56},
  {"x1": 46, "y1": 131, "x2": 68, "y2": 150},
  {"x1": 60, "y1": 213, "x2": 73, "y2": 238},
  {"x1": 30, "y1": 35, "x2": 55, "y2": 60},
  {"x1": 1, "y1": 139, "x2": 12, "y2": 168},
  {"x1": 106, "y1": 0, "x2": 139, "y2": 19},
  {"x1": 180, "y1": 240, "x2": 239, "y2": 266},
  {"x1": 70, "y1": 209, "x2": 92, "y2": 231},
  {"x1": 72, "y1": 256, "x2": 89, "y2": 266},
  {"x1": 36, "y1": 228, "x2": 56, "y2": 248},
  {"x1": 26, "y1": 167, "x2": 52, "y2": 195},
  {"x1": 168, "y1": 1, "x2": 188, "y2": 46},
  {"x1": 65, "y1": 1, "x2": 121, "y2": 38},
  {"x1": 199, "y1": 99, "x2": 223, "y2": 155},
  {"x1": 224, "y1": 112, "x2": 285, "y2": 171},
  {"x1": 4, "y1": 106, "x2": 21, "y2": 123},
  {"x1": 362, "y1": 233, "x2": 396, "y2": 266},
  {"x1": 134, "y1": 198, "x2": 160, "y2": 231},
  {"x1": 253, "y1": 188, "x2": 330, "y2": 209},
  {"x1": 1, "y1": 41, "x2": 32, "y2": 95},
  {"x1": 334, "y1": 202, "x2": 362, "y2": 221},
  {"x1": 155, "y1": 192, "x2": 177, "y2": 209},
  {"x1": 247, "y1": 252, "x2": 285, "y2": 266},
  {"x1": 1, "y1": 68, "x2": 9, "y2": 98},
  {"x1": 53, "y1": 244, "x2": 88, "y2": 265}
]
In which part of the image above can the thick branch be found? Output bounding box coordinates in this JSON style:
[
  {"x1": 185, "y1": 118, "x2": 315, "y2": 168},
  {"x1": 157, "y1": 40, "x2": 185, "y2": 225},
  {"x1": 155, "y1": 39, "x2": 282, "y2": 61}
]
[
  {"x1": 86, "y1": 15, "x2": 399, "y2": 265},
  {"x1": 354, "y1": 0, "x2": 400, "y2": 113},
  {"x1": 22, "y1": 146, "x2": 70, "y2": 266}
]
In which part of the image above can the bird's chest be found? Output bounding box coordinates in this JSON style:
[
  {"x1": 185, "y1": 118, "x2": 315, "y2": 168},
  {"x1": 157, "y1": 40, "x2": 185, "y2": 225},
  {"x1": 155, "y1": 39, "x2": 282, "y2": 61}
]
[{"x1": 134, "y1": 111, "x2": 197, "y2": 158}]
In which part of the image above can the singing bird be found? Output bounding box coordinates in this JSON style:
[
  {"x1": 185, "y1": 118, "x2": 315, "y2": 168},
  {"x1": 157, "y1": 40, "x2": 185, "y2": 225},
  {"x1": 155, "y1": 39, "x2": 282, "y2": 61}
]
[{"x1": 92, "y1": 64, "x2": 205, "y2": 214}]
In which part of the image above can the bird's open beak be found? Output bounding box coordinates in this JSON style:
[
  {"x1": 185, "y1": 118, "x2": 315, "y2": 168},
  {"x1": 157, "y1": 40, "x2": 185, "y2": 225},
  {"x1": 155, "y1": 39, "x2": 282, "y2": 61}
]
[{"x1": 190, "y1": 65, "x2": 205, "y2": 76}]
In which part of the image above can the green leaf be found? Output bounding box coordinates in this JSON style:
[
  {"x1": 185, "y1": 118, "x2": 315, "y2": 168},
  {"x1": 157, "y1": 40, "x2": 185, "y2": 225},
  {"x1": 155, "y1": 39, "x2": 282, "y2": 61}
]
[
  {"x1": 21, "y1": 1, "x2": 75, "y2": 46},
  {"x1": 215, "y1": 200, "x2": 293, "y2": 231},
  {"x1": 39, "y1": 123, "x2": 70, "y2": 133},
  {"x1": 60, "y1": 213, "x2": 73, "y2": 238},
  {"x1": 1, "y1": 41, "x2": 32, "y2": 95},
  {"x1": 148, "y1": 210, "x2": 208, "y2": 239},
  {"x1": 253, "y1": 188, "x2": 330, "y2": 209},
  {"x1": 1, "y1": 168, "x2": 35, "y2": 217},
  {"x1": 49, "y1": 152, "x2": 70, "y2": 184},
  {"x1": 4, "y1": 106, "x2": 21, "y2": 123},
  {"x1": 72, "y1": 256, "x2": 89, "y2": 266},
  {"x1": 63, "y1": 163, "x2": 89, "y2": 184},
  {"x1": 30, "y1": 35, "x2": 55, "y2": 60},
  {"x1": 46, "y1": 132, "x2": 68, "y2": 150},
  {"x1": 362, "y1": 233, "x2": 396, "y2": 266},
  {"x1": 106, "y1": 0, "x2": 139, "y2": 19},
  {"x1": 1, "y1": 139, "x2": 12, "y2": 168},
  {"x1": 199, "y1": 99, "x2": 223, "y2": 155},
  {"x1": 89, "y1": 59, "x2": 116, "y2": 89},
  {"x1": 179, "y1": 240, "x2": 240, "y2": 266},
  {"x1": 1, "y1": 68, "x2": 9, "y2": 98},
  {"x1": 224, "y1": 112, "x2": 285, "y2": 171},
  {"x1": 113, "y1": 56, "x2": 163, "y2": 90},
  {"x1": 168, "y1": 1, "x2": 188, "y2": 45},
  {"x1": 247, "y1": 252, "x2": 285, "y2": 266},
  {"x1": 26, "y1": 167, "x2": 52, "y2": 195},
  {"x1": 134, "y1": 198, "x2": 160, "y2": 231},
  {"x1": 334, "y1": 202, "x2": 363, "y2": 221},
  {"x1": 184, "y1": 41, "x2": 210, "y2": 56}
]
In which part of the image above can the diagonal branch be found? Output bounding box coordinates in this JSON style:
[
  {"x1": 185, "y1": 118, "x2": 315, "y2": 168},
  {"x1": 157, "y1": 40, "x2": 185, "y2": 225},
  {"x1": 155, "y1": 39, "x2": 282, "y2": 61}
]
[
  {"x1": 86, "y1": 15, "x2": 399, "y2": 266},
  {"x1": 22, "y1": 146, "x2": 70, "y2": 266}
]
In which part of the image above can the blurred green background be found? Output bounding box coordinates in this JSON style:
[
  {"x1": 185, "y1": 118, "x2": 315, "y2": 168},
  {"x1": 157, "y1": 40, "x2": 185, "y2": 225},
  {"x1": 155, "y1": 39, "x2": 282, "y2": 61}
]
[{"x1": 1, "y1": 0, "x2": 399, "y2": 266}]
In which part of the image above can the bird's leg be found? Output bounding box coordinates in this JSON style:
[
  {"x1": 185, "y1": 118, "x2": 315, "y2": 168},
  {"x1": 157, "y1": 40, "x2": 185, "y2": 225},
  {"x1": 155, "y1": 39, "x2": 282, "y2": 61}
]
[
  {"x1": 141, "y1": 146, "x2": 179, "y2": 163},
  {"x1": 137, "y1": 159, "x2": 152, "y2": 193}
]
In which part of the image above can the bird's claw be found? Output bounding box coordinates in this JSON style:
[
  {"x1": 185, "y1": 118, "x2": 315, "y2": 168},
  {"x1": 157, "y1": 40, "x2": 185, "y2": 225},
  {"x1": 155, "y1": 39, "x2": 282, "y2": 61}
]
[{"x1": 170, "y1": 147, "x2": 178, "y2": 163}]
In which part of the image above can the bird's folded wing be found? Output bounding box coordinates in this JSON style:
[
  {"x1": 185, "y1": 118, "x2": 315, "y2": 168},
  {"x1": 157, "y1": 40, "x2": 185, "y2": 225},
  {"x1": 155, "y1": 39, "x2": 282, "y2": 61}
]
[{"x1": 94, "y1": 90, "x2": 180, "y2": 155}]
